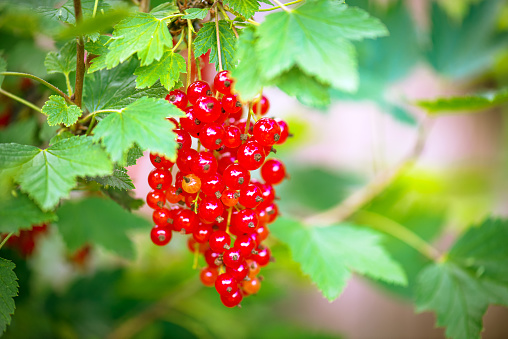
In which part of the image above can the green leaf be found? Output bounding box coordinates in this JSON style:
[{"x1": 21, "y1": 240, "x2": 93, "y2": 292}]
[
  {"x1": 57, "y1": 9, "x2": 129, "y2": 40},
  {"x1": 42, "y1": 95, "x2": 83, "y2": 127},
  {"x1": 55, "y1": 197, "x2": 150, "y2": 259},
  {"x1": 271, "y1": 217, "x2": 406, "y2": 301},
  {"x1": 182, "y1": 8, "x2": 209, "y2": 20},
  {"x1": 85, "y1": 35, "x2": 110, "y2": 73},
  {"x1": 101, "y1": 187, "x2": 144, "y2": 211},
  {"x1": 83, "y1": 57, "x2": 167, "y2": 112},
  {"x1": 0, "y1": 192, "x2": 57, "y2": 233},
  {"x1": 0, "y1": 258, "x2": 18, "y2": 334},
  {"x1": 223, "y1": 0, "x2": 260, "y2": 18},
  {"x1": 416, "y1": 218, "x2": 508, "y2": 339},
  {"x1": 0, "y1": 117, "x2": 38, "y2": 145},
  {"x1": 88, "y1": 165, "x2": 134, "y2": 190},
  {"x1": 0, "y1": 136, "x2": 113, "y2": 211},
  {"x1": 134, "y1": 50, "x2": 186, "y2": 90},
  {"x1": 126, "y1": 144, "x2": 144, "y2": 167},
  {"x1": 92, "y1": 97, "x2": 184, "y2": 164},
  {"x1": 150, "y1": 2, "x2": 179, "y2": 19},
  {"x1": 44, "y1": 40, "x2": 76, "y2": 76},
  {"x1": 194, "y1": 21, "x2": 237, "y2": 71},
  {"x1": 37, "y1": 0, "x2": 112, "y2": 25},
  {"x1": 0, "y1": 55, "x2": 7, "y2": 87},
  {"x1": 416, "y1": 88, "x2": 508, "y2": 114},
  {"x1": 255, "y1": 1, "x2": 388, "y2": 92},
  {"x1": 106, "y1": 12, "x2": 173, "y2": 68}
]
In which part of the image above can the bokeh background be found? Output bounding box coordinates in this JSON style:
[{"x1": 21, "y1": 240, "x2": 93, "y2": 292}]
[{"x1": 1, "y1": 0, "x2": 508, "y2": 338}]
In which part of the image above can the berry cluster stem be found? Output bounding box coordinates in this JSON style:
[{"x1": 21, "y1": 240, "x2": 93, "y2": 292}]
[
  {"x1": 214, "y1": 5, "x2": 224, "y2": 72},
  {"x1": 260, "y1": 0, "x2": 303, "y2": 12},
  {"x1": 0, "y1": 88, "x2": 42, "y2": 114},
  {"x1": 270, "y1": 0, "x2": 293, "y2": 13},
  {"x1": 186, "y1": 20, "x2": 193, "y2": 89},
  {"x1": 0, "y1": 72, "x2": 72, "y2": 104}
]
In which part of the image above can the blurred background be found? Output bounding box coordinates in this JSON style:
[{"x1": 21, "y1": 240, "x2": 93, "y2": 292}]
[{"x1": 1, "y1": 0, "x2": 508, "y2": 338}]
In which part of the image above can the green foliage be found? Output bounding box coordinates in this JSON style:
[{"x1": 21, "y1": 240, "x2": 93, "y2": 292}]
[
  {"x1": 182, "y1": 8, "x2": 209, "y2": 20},
  {"x1": 273, "y1": 67, "x2": 331, "y2": 108},
  {"x1": 0, "y1": 258, "x2": 18, "y2": 334},
  {"x1": 92, "y1": 97, "x2": 184, "y2": 164},
  {"x1": 417, "y1": 88, "x2": 508, "y2": 113},
  {"x1": 100, "y1": 187, "x2": 143, "y2": 211},
  {"x1": 223, "y1": 0, "x2": 261, "y2": 18},
  {"x1": 150, "y1": 2, "x2": 179, "y2": 19},
  {"x1": 88, "y1": 165, "x2": 134, "y2": 190},
  {"x1": 55, "y1": 197, "x2": 150, "y2": 259},
  {"x1": 416, "y1": 218, "x2": 508, "y2": 339},
  {"x1": 0, "y1": 55, "x2": 7, "y2": 87},
  {"x1": 44, "y1": 40, "x2": 76, "y2": 76},
  {"x1": 0, "y1": 192, "x2": 57, "y2": 233},
  {"x1": 85, "y1": 35, "x2": 110, "y2": 73},
  {"x1": 42, "y1": 95, "x2": 82, "y2": 127},
  {"x1": 57, "y1": 9, "x2": 129, "y2": 40},
  {"x1": 194, "y1": 21, "x2": 237, "y2": 71},
  {"x1": 0, "y1": 118, "x2": 38, "y2": 145},
  {"x1": 271, "y1": 217, "x2": 406, "y2": 301},
  {"x1": 0, "y1": 136, "x2": 113, "y2": 211},
  {"x1": 37, "y1": 0, "x2": 112, "y2": 25},
  {"x1": 134, "y1": 50, "x2": 186, "y2": 90}
]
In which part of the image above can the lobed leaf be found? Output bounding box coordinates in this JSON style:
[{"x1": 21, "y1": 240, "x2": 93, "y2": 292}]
[
  {"x1": 44, "y1": 40, "x2": 76, "y2": 76},
  {"x1": 42, "y1": 95, "x2": 83, "y2": 127},
  {"x1": 0, "y1": 258, "x2": 18, "y2": 334},
  {"x1": 134, "y1": 50, "x2": 186, "y2": 90},
  {"x1": 0, "y1": 192, "x2": 57, "y2": 233},
  {"x1": 223, "y1": 0, "x2": 260, "y2": 18},
  {"x1": 88, "y1": 165, "x2": 134, "y2": 190},
  {"x1": 182, "y1": 8, "x2": 209, "y2": 20},
  {"x1": 194, "y1": 21, "x2": 237, "y2": 71}
]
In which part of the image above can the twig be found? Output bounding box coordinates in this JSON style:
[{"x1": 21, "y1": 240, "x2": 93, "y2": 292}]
[
  {"x1": 139, "y1": 0, "x2": 150, "y2": 13},
  {"x1": 0, "y1": 72, "x2": 72, "y2": 104},
  {"x1": 215, "y1": 7, "x2": 223, "y2": 72},
  {"x1": 73, "y1": 0, "x2": 85, "y2": 108},
  {"x1": 0, "y1": 89, "x2": 43, "y2": 114}
]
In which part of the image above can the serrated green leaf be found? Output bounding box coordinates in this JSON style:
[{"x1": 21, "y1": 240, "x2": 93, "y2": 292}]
[
  {"x1": 0, "y1": 192, "x2": 57, "y2": 233},
  {"x1": 0, "y1": 136, "x2": 113, "y2": 211},
  {"x1": 256, "y1": 1, "x2": 387, "y2": 92},
  {"x1": 56, "y1": 197, "x2": 150, "y2": 259},
  {"x1": 36, "y1": 0, "x2": 112, "y2": 25},
  {"x1": 106, "y1": 12, "x2": 173, "y2": 68},
  {"x1": 271, "y1": 217, "x2": 406, "y2": 301},
  {"x1": 44, "y1": 40, "x2": 76, "y2": 76},
  {"x1": 42, "y1": 95, "x2": 83, "y2": 127},
  {"x1": 417, "y1": 88, "x2": 508, "y2": 114},
  {"x1": 92, "y1": 97, "x2": 184, "y2": 164},
  {"x1": 0, "y1": 56, "x2": 7, "y2": 87},
  {"x1": 223, "y1": 0, "x2": 260, "y2": 18},
  {"x1": 101, "y1": 187, "x2": 144, "y2": 211},
  {"x1": 57, "y1": 9, "x2": 129, "y2": 40},
  {"x1": 134, "y1": 50, "x2": 186, "y2": 90},
  {"x1": 88, "y1": 165, "x2": 134, "y2": 190},
  {"x1": 126, "y1": 144, "x2": 144, "y2": 167},
  {"x1": 416, "y1": 218, "x2": 508, "y2": 339},
  {"x1": 182, "y1": 8, "x2": 209, "y2": 20},
  {"x1": 194, "y1": 21, "x2": 237, "y2": 71},
  {"x1": 49, "y1": 131, "x2": 74, "y2": 145},
  {"x1": 150, "y1": 2, "x2": 179, "y2": 19},
  {"x1": 0, "y1": 258, "x2": 18, "y2": 334},
  {"x1": 83, "y1": 57, "x2": 167, "y2": 111},
  {"x1": 85, "y1": 35, "x2": 110, "y2": 73}
]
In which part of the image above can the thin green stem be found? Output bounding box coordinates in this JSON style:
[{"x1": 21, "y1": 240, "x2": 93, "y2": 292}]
[
  {"x1": 247, "y1": 19, "x2": 260, "y2": 26},
  {"x1": 161, "y1": 14, "x2": 184, "y2": 21},
  {"x1": 78, "y1": 109, "x2": 122, "y2": 124},
  {"x1": 354, "y1": 210, "x2": 440, "y2": 261},
  {"x1": 195, "y1": 57, "x2": 201, "y2": 81},
  {"x1": 186, "y1": 20, "x2": 193, "y2": 89},
  {"x1": 245, "y1": 102, "x2": 253, "y2": 135},
  {"x1": 172, "y1": 31, "x2": 185, "y2": 52},
  {"x1": 92, "y1": 0, "x2": 99, "y2": 17},
  {"x1": 271, "y1": 0, "x2": 292, "y2": 13},
  {"x1": 64, "y1": 73, "x2": 73, "y2": 97},
  {"x1": 0, "y1": 88, "x2": 43, "y2": 114},
  {"x1": 0, "y1": 232, "x2": 14, "y2": 250},
  {"x1": 214, "y1": 8, "x2": 223, "y2": 72},
  {"x1": 259, "y1": 0, "x2": 303, "y2": 11},
  {"x1": 0, "y1": 72, "x2": 72, "y2": 103},
  {"x1": 86, "y1": 115, "x2": 97, "y2": 136}
]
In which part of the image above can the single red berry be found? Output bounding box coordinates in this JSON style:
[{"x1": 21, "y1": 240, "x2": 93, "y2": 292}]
[
  {"x1": 182, "y1": 173, "x2": 201, "y2": 194},
  {"x1": 174, "y1": 171, "x2": 185, "y2": 190},
  {"x1": 187, "y1": 237, "x2": 208, "y2": 253},
  {"x1": 191, "y1": 151, "x2": 218, "y2": 178},
  {"x1": 237, "y1": 141, "x2": 266, "y2": 170},
  {"x1": 221, "y1": 188, "x2": 240, "y2": 207},
  {"x1": 152, "y1": 208, "x2": 175, "y2": 227},
  {"x1": 234, "y1": 209, "x2": 259, "y2": 234},
  {"x1": 180, "y1": 106, "x2": 202, "y2": 138},
  {"x1": 199, "y1": 123, "x2": 225, "y2": 150},
  {"x1": 261, "y1": 159, "x2": 286, "y2": 185},
  {"x1": 200, "y1": 266, "x2": 218, "y2": 287},
  {"x1": 256, "y1": 223, "x2": 269, "y2": 241},
  {"x1": 166, "y1": 185, "x2": 183, "y2": 204},
  {"x1": 148, "y1": 168, "x2": 172, "y2": 190},
  {"x1": 174, "y1": 129, "x2": 192, "y2": 151},
  {"x1": 242, "y1": 277, "x2": 261, "y2": 295},
  {"x1": 275, "y1": 118, "x2": 289, "y2": 144},
  {"x1": 247, "y1": 259, "x2": 260, "y2": 278},
  {"x1": 195, "y1": 96, "x2": 221, "y2": 123},
  {"x1": 204, "y1": 248, "x2": 221, "y2": 267},
  {"x1": 209, "y1": 230, "x2": 231, "y2": 253},
  {"x1": 223, "y1": 125, "x2": 242, "y2": 149},
  {"x1": 198, "y1": 196, "x2": 225, "y2": 222},
  {"x1": 215, "y1": 273, "x2": 239, "y2": 296},
  {"x1": 239, "y1": 184, "x2": 263, "y2": 209},
  {"x1": 201, "y1": 173, "x2": 225, "y2": 198},
  {"x1": 223, "y1": 248, "x2": 244, "y2": 269},
  {"x1": 187, "y1": 80, "x2": 212, "y2": 105},
  {"x1": 252, "y1": 95, "x2": 270, "y2": 115},
  {"x1": 176, "y1": 148, "x2": 198, "y2": 173},
  {"x1": 221, "y1": 93, "x2": 242, "y2": 114},
  {"x1": 217, "y1": 152, "x2": 236, "y2": 174},
  {"x1": 173, "y1": 209, "x2": 198, "y2": 234},
  {"x1": 150, "y1": 153, "x2": 174, "y2": 169},
  {"x1": 220, "y1": 289, "x2": 243, "y2": 308},
  {"x1": 252, "y1": 118, "x2": 281, "y2": 146},
  {"x1": 255, "y1": 183, "x2": 276, "y2": 208},
  {"x1": 264, "y1": 203, "x2": 278, "y2": 223},
  {"x1": 165, "y1": 89, "x2": 188, "y2": 110},
  {"x1": 214, "y1": 70, "x2": 234, "y2": 95},
  {"x1": 223, "y1": 163, "x2": 250, "y2": 190},
  {"x1": 252, "y1": 246, "x2": 271, "y2": 266},
  {"x1": 184, "y1": 192, "x2": 199, "y2": 208},
  {"x1": 150, "y1": 226, "x2": 172, "y2": 246},
  {"x1": 235, "y1": 234, "x2": 257, "y2": 257},
  {"x1": 146, "y1": 190, "x2": 166, "y2": 209},
  {"x1": 215, "y1": 106, "x2": 230, "y2": 125},
  {"x1": 193, "y1": 222, "x2": 213, "y2": 243},
  {"x1": 226, "y1": 261, "x2": 249, "y2": 281}
]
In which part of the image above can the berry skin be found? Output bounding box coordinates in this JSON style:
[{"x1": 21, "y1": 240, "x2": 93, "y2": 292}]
[
  {"x1": 246, "y1": 259, "x2": 260, "y2": 278},
  {"x1": 148, "y1": 168, "x2": 172, "y2": 190},
  {"x1": 226, "y1": 261, "x2": 249, "y2": 281},
  {"x1": 175, "y1": 129, "x2": 192, "y2": 151},
  {"x1": 187, "y1": 237, "x2": 208, "y2": 253},
  {"x1": 214, "y1": 70, "x2": 234, "y2": 95},
  {"x1": 150, "y1": 153, "x2": 174, "y2": 169},
  {"x1": 217, "y1": 152, "x2": 236, "y2": 174},
  {"x1": 180, "y1": 106, "x2": 202, "y2": 138},
  {"x1": 237, "y1": 141, "x2": 266, "y2": 170},
  {"x1": 209, "y1": 230, "x2": 231, "y2": 253},
  {"x1": 253, "y1": 118, "x2": 282, "y2": 146},
  {"x1": 239, "y1": 184, "x2": 263, "y2": 209},
  {"x1": 223, "y1": 163, "x2": 251, "y2": 190},
  {"x1": 255, "y1": 183, "x2": 276, "y2": 208},
  {"x1": 256, "y1": 224, "x2": 270, "y2": 242},
  {"x1": 166, "y1": 185, "x2": 183, "y2": 204},
  {"x1": 187, "y1": 80, "x2": 212, "y2": 105},
  {"x1": 146, "y1": 190, "x2": 166, "y2": 209},
  {"x1": 205, "y1": 248, "x2": 222, "y2": 267},
  {"x1": 221, "y1": 94, "x2": 242, "y2": 114},
  {"x1": 199, "y1": 123, "x2": 225, "y2": 150},
  {"x1": 252, "y1": 246, "x2": 271, "y2": 267},
  {"x1": 223, "y1": 248, "x2": 244, "y2": 269},
  {"x1": 264, "y1": 203, "x2": 279, "y2": 223},
  {"x1": 182, "y1": 173, "x2": 201, "y2": 193},
  {"x1": 200, "y1": 267, "x2": 218, "y2": 287},
  {"x1": 173, "y1": 209, "x2": 198, "y2": 234},
  {"x1": 234, "y1": 209, "x2": 259, "y2": 234},
  {"x1": 193, "y1": 223, "x2": 213, "y2": 243},
  {"x1": 221, "y1": 188, "x2": 240, "y2": 207},
  {"x1": 235, "y1": 234, "x2": 257, "y2": 257},
  {"x1": 220, "y1": 289, "x2": 243, "y2": 308},
  {"x1": 275, "y1": 118, "x2": 289, "y2": 144},
  {"x1": 201, "y1": 173, "x2": 225, "y2": 198},
  {"x1": 215, "y1": 273, "x2": 239, "y2": 296},
  {"x1": 191, "y1": 151, "x2": 218, "y2": 178},
  {"x1": 261, "y1": 159, "x2": 287, "y2": 185},
  {"x1": 152, "y1": 208, "x2": 175, "y2": 227},
  {"x1": 242, "y1": 277, "x2": 261, "y2": 295},
  {"x1": 195, "y1": 96, "x2": 221, "y2": 123},
  {"x1": 223, "y1": 125, "x2": 242, "y2": 148},
  {"x1": 198, "y1": 196, "x2": 225, "y2": 222},
  {"x1": 253, "y1": 95, "x2": 270, "y2": 115},
  {"x1": 150, "y1": 226, "x2": 172, "y2": 246},
  {"x1": 176, "y1": 148, "x2": 198, "y2": 173},
  {"x1": 165, "y1": 89, "x2": 188, "y2": 110}
]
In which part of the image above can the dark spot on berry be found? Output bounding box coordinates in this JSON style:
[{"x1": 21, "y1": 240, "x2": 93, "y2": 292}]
[
  {"x1": 195, "y1": 118, "x2": 201, "y2": 125},
  {"x1": 207, "y1": 102, "x2": 214, "y2": 109},
  {"x1": 267, "y1": 209, "x2": 275, "y2": 215},
  {"x1": 206, "y1": 90, "x2": 213, "y2": 96},
  {"x1": 183, "y1": 176, "x2": 190, "y2": 183},
  {"x1": 226, "y1": 286, "x2": 232, "y2": 292},
  {"x1": 238, "y1": 177, "x2": 244, "y2": 184},
  {"x1": 155, "y1": 156, "x2": 161, "y2": 163},
  {"x1": 224, "y1": 80, "x2": 231, "y2": 88},
  {"x1": 158, "y1": 234, "x2": 166, "y2": 241},
  {"x1": 254, "y1": 153, "x2": 262, "y2": 162},
  {"x1": 251, "y1": 249, "x2": 258, "y2": 255},
  {"x1": 274, "y1": 133, "x2": 280, "y2": 142},
  {"x1": 216, "y1": 138, "x2": 222, "y2": 145},
  {"x1": 204, "y1": 164, "x2": 210, "y2": 170},
  {"x1": 169, "y1": 94, "x2": 176, "y2": 102},
  {"x1": 215, "y1": 191, "x2": 222, "y2": 199},
  {"x1": 167, "y1": 218, "x2": 173, "y2": 224},
  {"x1": 157, "y1": 201, "x2": 164, "y2": 208},
  {"x1": 176, "y1": 188, "x2": 182, "y2": 195},
  {"x1": 232, "y1": 254, "x2": 238, "y2": 260},
  {"x1": 177, "y1": 142, "x2": 182, "y2": 150},
  {"x1": 233, "y1": 192, "x2": 240, "y2": 199},
  {"x1": 235, "y1": 101, "x2": 242, "y2": 107},
  {"x1": 221, "y1": 108, "x2": 226, "y2": 113},
  {"x1": 255, "y1": 196, "x2": 263, "y2": 202},
  {"x1": 156, "y1": 184, "x2": 162, "y2": 190},
  {"x1": 240, "y1": 134, "x2": 248, "y2": 141},
  {"x1": 248, "y1": 222, "x2": 255, "y2": 228}
]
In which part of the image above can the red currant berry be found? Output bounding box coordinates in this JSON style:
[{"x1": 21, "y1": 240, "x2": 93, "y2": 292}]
[
  {"x1": 200, "y1": 266, "x2": 218, "y2": 287},
  {"x1": 223, "y1": 163, "x2": 250, "y2": 189},
  {"x1": 205, "y1": 248, "x2": 221, "y2": 267},
  {"x1": 237, "y1": 141, "x2": 266, "y2": 170},
  {"x1": 223, "y1": 125, "x2": 242, "y2": 149},
  {"x1": 150, "y1": 226, "x2": 172, "y2": 246},
  {"x1": 234, "y1": 209, "x2": 259, "y2": 234},
  {"x1": 261, "y1": 158, "x2": 286, "y2": 185},
  {"x1": 173, "y1": 209, "x2": 198, "y2": 234},
  {"x1": 152, "y1": 208, "x2": 174, "y2": 227},
  {"x1": 176, "y1": 148, "x2": 198, "y2": 173},
  {"x1": 187, "y1": 237, "x2": 207, "y2": 253},
  {"x1": 195, "y1": 96, "x2": 221, "y2": 123},
  {"x1": 182, "y1": 173, "x2": 201, "y2": 194},
  {"x1": 242, "y1": 277, "x2": 261, "y2": 295},
  {"x1": 148, "y1": 168, "x2": 172, "y2": 190},
  {"x1": 184, "y1": 192, "x2": 199, "y2": 208},
  {"x1": 252, "y1": 246, "x2": 271, "y2": 267},
  {"x1": 166, "y1": 185, "x2": 183, "y2": 204},
  {"x1": 199, "y1": 123, "x2": 225, "y2": 150},
  {"x1": 193, "y1": 222, "x2": 213, "y2": 243},
  {"x1": 217, "y1": 152, "x2": 236, "y2": 174},
  {"x1": 180, "y1": 106, "x2": 202, "y2": 138},
  {"x1": 198, "y1": 196, "x2": 225, "y2": 223},
  {"x1": 146, "y1": 190, "x2": 166, "y2": 209},
  {"x1": 174, "y1": 129, "x2": 192, "y2": 151},
  {"x1": 220, "y1": 289, "x2": 243, "y2": 308},
  {"x1": 247, "y1": 259, "x2": 260, "y2": 278},
  {"x1": 150, "y1": 153, "x2": 174, "y2": 169},
  {"x1": 209, "y1": 230, "x2": 231, "y2": 253},
  {"x1": 239, "y1": 184, "x2": 263, "y2": 209},
  {"x1": 215, "y1": 273, "x2": 239, "y2": 296},
  {"x1": 252, "y1": 118, "x2": 281, "y2": 146},
  {"x1": 165, "y1": 89, "x2": 188, "y2": 110},
  {"x1": 256, "y1": 183, "x2": 276, "y2": 208},
  {"x1": 214, "y1": 70, "x2": 234, "y2": 95},
  {"x1": 201, "y1": 173, "x2": 225, "y2": 198},
  {"x1": 187, "y1": 80, "x2": 212, "y2": 105},
  {"x1": 223, "y1": 248, "x2": 244, "y2": 269},
  {"x1": 256, "y1": 223, "x2": 269, "y2": 241},
  {"x1": 191, "y1": 151, "x2": 218, "y2": 178},
  {"x1": 253, "y1": 95, "x2": 269, "y2": 115},
  {"x1": 221, "y1": 93, "x2": 242, "y2": 114},
  {"x1": 221, "y1": 188, "x2": 240, "y2": 207},
  {"x1": 265, "y1": 203, "x2": 278, "y2": 223},
  {"x1": 235, "y1": 234, "x2": 257, "y2": 257},
  {"x1": 226, "y1": 261, "x2": 249, "y2": 281},
  {"x1": 275, "y1": 118, "x2": 289, "y2": 144}
]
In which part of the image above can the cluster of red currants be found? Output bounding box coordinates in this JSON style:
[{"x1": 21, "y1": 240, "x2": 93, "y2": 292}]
[{"x1": 145, "y1": 70, "x2": 290, "y2": 307}]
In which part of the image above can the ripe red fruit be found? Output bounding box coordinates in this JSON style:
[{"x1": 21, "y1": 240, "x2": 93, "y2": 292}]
[
  {"x1": 152, "y1": 208, "x2": 175, "y2": 227},
  {"x1": 173, "y1": 209, "x2": 198, "y2": 234},
  {"x1": 223, "y1": 163, "x2": 251, "y2": 189},
  {"x1": 199, "y1": 123, "x2": 225, "y2": 150},
  {"x1": 182, "y1": 173, "x2": 201, "y2": 193},
  {"x1": 234, "y1": 209, "x2": 259, "y2": 234},
  {"x1": 256, "y1": 224, "x2": 269, "y2": 242},
  {"x1": 220, "y1": 289, "x2": 243, "y2": 308},
  {"x1": 256, "y1": 183, "x2": 276, "y2": 208},
  {"x1": 198, "y1": 196, "x2": 224, "y2": 222},
  {"x1": 176, "y1": 148, "x2": 198, "y2": 173},
  {"x1": 166, "y1": 185, "x2": 183, "y2": 204},
  {"x1": 223, "y1": 248, "x2": 244, "y2": 269},
  {"x1": 239, "y1": 184, "x2": 263, "y2": 209},
  {"x1": 214, "y1": 70, "x2": 234, "y2": 95},
  {"x1": 193, "y1": 222, "x2": 213, "y2": 243},
  {"x1": 252, "y1": 246, "x2": 271, "y2": 267},
  {"x1": 275, "y1": 118, "x2": 289, "y2": 144},
  {"x1": 242, "y1": 277, "x2": 261, "y2": 295},
  {"x1": 180, "y1": 106, "x2": 202, "y2": 138},
  {"x1": 187, "y1": 80, "x2": 212, "y2": 105},
  {"x1": 215, "y1": 273, "x2": 239, "y2": 296},
  {"x1": 174, "y1": 129, "x2": 192, "y2": 150},
  {"x1": 226, "y1": 261, "x2": 249, "y2": 281},
  {"x1": 221, "y1": 188, "x2": 240, "y2": 207},
  {"x1": 200, "y1": 266, "x2": 218, "y2": 287},
  {"x1": 253, "y1": 118, "x2": 282, "y2": 146},
  {"x1": 204, "y1": 248, "x2": 221, "y2": 267},
  {"x1": 261, "y1": 159, "x2": 287, "y2": 185},
  {"x1": 217, "y1": 152, "x2": 236, "y2": 174},
  {"x1": 195, "y1": 96, "x2": 221, "y2": 123},
  {"x1": 150, "y1": 226, "x2": 172, "y2": 246},
  {"x1": 146, "y1": 190, "x2": 166, "y2": 209},
  {"x1": 201, "y1": 173, "x2": 225, "y2": 198},
  {"x1": 253, "y1": 95, "x2": 270, "y2": 115},
  {"x1": 150, "y1": 153, "x2": 174, "y2": 169},
  {"x1": 223, "y1": 125, "x2": 242, "y2": 148},
  {"x1": 264, "y1": 203, "x2": 278, "y2": 223},
  {"x1": 235, "y1": 234, "x2": 257, "y2": 257},
  {"x1": 221, "y1": 94, "x2": 242, "y2": 114},
  {"x1": 209, "y1": 230, "x2": 231, "y2": 253},
  {"x1": 165, "y1": 89, "x2": 188, "y2": 110},
  {"x1": 237, "y1": 141, "x2": 266, "y2": 170},
  {"x1": 191, "y1": 151, "x2": 218, "y2": 178},
  {"x1": 148, "y1": 168, "x2": 172, "y2": 190}
]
